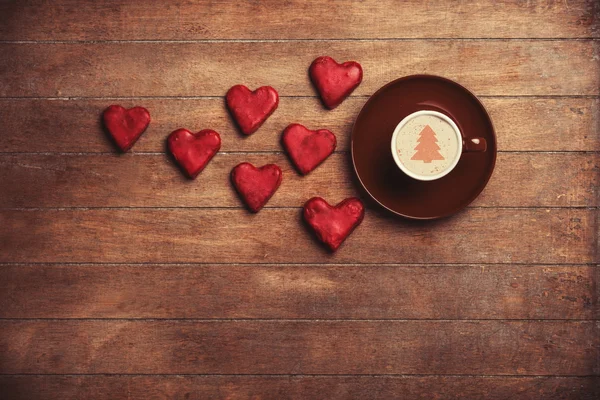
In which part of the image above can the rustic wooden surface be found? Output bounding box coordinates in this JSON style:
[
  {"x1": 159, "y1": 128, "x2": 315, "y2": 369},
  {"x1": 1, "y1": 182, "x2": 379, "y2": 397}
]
[{"x1": 0, "y1": 0, "x2": 598, "y2": 399}]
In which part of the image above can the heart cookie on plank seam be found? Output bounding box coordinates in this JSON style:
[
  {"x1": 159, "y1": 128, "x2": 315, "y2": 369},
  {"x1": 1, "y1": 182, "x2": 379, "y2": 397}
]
[
  {"x1": 226, "y1": 85, "x2": 279, "y2": 135},
  {"x1": 231, "y1": 162, "x2": 282, "y2": 212},
  {"x1": 282, "y1": 123, "x2": 336, "y2": 175},
  {"x1": 103, "y1": 105, "x2": 151, "y2": 152},
  {"x1": 303, "y1": 197, "x2": 365, "y2": 251},
  {"x1": 168, "y1": 129, "x2": 221, "y2": 179},
  {"x1": 309, "y1": 56, "x2": 362, "y2": 109}
]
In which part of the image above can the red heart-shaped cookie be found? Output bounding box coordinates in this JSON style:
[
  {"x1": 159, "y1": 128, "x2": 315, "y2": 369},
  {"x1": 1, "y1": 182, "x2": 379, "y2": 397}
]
[
  {"x1": 167, "y1": 129, "x2": 221, "y2": 179},
  {"x1": 303, "y1": 197, "x2": 365, "y2": 252},
  {"x1": 231, "y1": 162, "x2": 282, "y2": 212},
  {"x1": 226, "y1": 85, "x2": 279, "y2": 135},
  {"x1": 309, "y1": 56, "x2": 363, "y2": 109},
  {"x1": 102, "y1": 105, "x2": 151, "y2": 152},
  {"x1": 282, "y1": 123, "x2": 336, "y2": 175}
]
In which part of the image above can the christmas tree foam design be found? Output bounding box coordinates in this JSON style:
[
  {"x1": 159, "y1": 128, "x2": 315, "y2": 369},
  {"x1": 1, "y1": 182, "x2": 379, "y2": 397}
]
[{"x1": 411, "y1": 125, "x2": 445, "y2": 163}]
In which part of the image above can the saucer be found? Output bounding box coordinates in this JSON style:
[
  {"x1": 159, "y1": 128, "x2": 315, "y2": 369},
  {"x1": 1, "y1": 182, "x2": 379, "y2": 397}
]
[{"x1": 351, "y1": 75, "x2": 497, "y2": 220}]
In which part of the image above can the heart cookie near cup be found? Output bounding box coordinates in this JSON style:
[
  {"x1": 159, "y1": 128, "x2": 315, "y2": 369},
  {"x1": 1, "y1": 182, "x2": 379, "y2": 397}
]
[{"x1": 391, "y1": 110, "x2": 485, "y2": 181}]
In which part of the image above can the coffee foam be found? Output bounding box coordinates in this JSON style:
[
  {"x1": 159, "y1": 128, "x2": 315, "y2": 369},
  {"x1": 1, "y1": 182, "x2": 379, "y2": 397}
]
[{"x1": 394, "y1": 113, "x2": 460, "y2": 178}]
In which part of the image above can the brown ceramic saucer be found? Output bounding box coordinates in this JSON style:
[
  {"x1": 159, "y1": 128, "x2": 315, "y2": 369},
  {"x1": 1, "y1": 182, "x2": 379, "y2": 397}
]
[{"x1": 351, "y1": 75, "x2": 497, "y2": 220}]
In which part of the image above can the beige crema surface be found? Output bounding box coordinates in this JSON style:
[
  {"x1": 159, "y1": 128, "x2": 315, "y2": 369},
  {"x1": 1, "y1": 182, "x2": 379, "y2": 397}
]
[{"x1": 394, "y1": 114, "x2": 460, "y2": 178}]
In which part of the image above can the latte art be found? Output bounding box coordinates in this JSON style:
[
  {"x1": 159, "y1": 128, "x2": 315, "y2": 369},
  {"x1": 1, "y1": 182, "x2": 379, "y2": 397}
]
[{"x1": 391, "y1": 111, "x2": 462, "y2": 181}]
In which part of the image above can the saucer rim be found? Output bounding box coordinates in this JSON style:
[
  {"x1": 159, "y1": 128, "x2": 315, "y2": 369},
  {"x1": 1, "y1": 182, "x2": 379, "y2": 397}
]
[{"x1": 350, "y1": 74, "x2": 497, "y2": 220}]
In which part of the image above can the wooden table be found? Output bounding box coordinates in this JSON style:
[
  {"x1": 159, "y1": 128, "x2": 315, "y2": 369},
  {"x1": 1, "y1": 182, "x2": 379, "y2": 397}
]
[{"x1": 0, "y1": 1, "x2": 598, "y2": 399}]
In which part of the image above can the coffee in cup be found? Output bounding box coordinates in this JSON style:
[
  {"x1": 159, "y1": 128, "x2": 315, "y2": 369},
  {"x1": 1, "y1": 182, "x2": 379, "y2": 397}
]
[{"x1": 391, "y1": 110, "x2": 485, "y2": 181}]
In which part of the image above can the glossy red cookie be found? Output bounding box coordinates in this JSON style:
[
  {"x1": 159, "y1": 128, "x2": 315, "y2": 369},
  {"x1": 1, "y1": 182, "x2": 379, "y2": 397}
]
[
  {"x1": 231, "y1": 162, "x2": 282, "y2": 212},
  {"x1": 226, "y1": 85, "x2": 279, "y2": 135},
  {"x1": 303, "y1": 197, "x2": 365, "y2": 252},
  {"x1": 282, "y1": 123, "x2": 336, "y2": 175},
  {"x1": 167, "y1": 129, "x2": 221, "y2": 179},
  {"x1": 102, "y1": 105, "x2": 151, "y2": 152},
  {"x1": 309, "y1": 56, "x2": 362, "y2": 109}
]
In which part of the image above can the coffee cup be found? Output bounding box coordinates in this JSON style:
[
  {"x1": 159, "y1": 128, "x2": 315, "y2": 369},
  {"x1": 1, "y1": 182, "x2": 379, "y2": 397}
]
[{"x1": 390, "y1": 110, "x2": 486, "y2": 181}]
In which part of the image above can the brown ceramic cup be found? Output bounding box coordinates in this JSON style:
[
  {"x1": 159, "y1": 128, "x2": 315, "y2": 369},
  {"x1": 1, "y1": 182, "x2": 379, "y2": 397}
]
[{"x1": 391, "y1": 110, "x2": 486, "y2": 181}]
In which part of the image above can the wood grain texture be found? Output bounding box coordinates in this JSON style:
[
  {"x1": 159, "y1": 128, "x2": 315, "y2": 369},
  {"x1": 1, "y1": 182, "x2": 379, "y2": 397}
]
[
  {"x1": 1, "y1": 375, "x2": 599, "y2": 400},
  {"x1": 0, "y1": 153, "x2": 598, "y2": 208},
  {"x1": 0, "y1": 320, "x2": 597, "y2": 375},
  {"x1": 1, "y1": 0, "x2": 598, "y2": 40},
  {"x1": 0, "y1": 41, "x2": 598, "y2": 97},
  {"x1": 0, "y1": 97, "x2": 598, "y2": 153},
  {"x1": 0, "y1": 264, "x2": 596, "y2": 320},
  {"x1": 1, "y1": 0, "x2": 599, "y2": 396},
  {"x1": 0, "y1": 208, "x2": 596, "y2": 264}
]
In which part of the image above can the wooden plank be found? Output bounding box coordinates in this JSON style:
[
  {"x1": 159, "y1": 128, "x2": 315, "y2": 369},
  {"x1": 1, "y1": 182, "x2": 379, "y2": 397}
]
[
  {"x1": 0, "y1": 320, "x2": 597, "y2": 374},
  {"x1": 0, "y1": 97, "x2": 597, "y2": 153},
  {"x1": 0, "y1": 264, "x2": 596, "y2": 319},
  {"x1": 0, "y1": 153, "x2": 597, "y2": 208},
  {"x1": 0, "y1": 208, "x2": 595, "y2": 264},
  {"x1": 0, "y1": 41, "x2": 597, "y2": 97},
  {"x1": 0, "y1": 0, "x2": 598, "y2": 40},
  {"x1": 1, "y1": 376, "x2": 599, "y2": 400}
]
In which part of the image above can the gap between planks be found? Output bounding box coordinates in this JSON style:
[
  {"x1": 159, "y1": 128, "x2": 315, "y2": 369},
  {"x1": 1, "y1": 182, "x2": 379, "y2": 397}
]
[
  {"x1": 0, "y1": 151, "x2": 599, "y2": 154},
  {"x1": 0, "y1": 262, "x2": 598, "y2": 266},
  {"x1": 0, "y1": 38, "x2": 599, "y2": 44},
  {"x1": 0, "y1": 206, "x2": 597, "y2": 210},
  {"x1": 0, "y1": 374, "x2": 597, "y2": 378},
  {"x1": 0, "y1": 95, "x2": 599, "y2": 100},
  {"x1": 0, "y1": 318, "x2": 597, "y2": 322}
]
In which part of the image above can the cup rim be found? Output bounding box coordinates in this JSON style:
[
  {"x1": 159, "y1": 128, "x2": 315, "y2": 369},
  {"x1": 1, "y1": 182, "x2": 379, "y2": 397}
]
[{"x1": 390, "y1": 110, "x2": 463, "y2": 181}]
